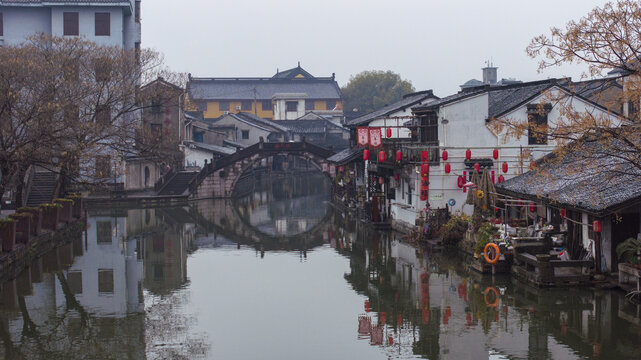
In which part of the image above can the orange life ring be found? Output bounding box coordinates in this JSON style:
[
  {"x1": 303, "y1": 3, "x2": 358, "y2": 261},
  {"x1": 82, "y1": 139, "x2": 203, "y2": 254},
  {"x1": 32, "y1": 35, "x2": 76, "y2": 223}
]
[
  {"x1": 483, "y1": 242, "x2": 500, "y2": 264},
  {"x1": 484, "y1": 287, "x2": 500, "y2": 307}
]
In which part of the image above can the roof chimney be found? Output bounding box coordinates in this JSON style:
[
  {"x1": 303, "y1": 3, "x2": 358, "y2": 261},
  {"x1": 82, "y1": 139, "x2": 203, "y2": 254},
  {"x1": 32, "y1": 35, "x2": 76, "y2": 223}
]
[{"x1": 482, "y1": 63, "x2": 497, "y2": 84}]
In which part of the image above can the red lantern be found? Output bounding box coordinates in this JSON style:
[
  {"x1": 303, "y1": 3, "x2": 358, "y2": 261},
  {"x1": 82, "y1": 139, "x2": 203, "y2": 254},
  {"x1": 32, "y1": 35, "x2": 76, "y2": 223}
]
[
  {"x1": 593, "y1": 220, "x2": 602, "y2": 233},
  {"x1": 378, "y1": 150, "x2": 385, "y2": 163},
  {"x1": 493, "y1": 148, "x2": 499, "y2": 160},
  {"x1": 442, "y1": 150, "x2": 449, "y2": 161},
  {"x1": 394, "y1": 173, "x2": 400, "y2": 181},
  {"x1": 457, "y1": 176, "x2": 464, "y2": 188},
  {"x1": 363, "y1": 149, "x2": 370, "y2": 161},
  {"x1": 386, "y1": 127, "x2": 392, "y2": 138},
  {"x1": 474, "y1": 162, "x2": 480, "y2": 173},
  {"x1": 560, "y1": 209, "x2": 566, "y2": 218},
  {"x1": 421, "y1": 163, "x2": 430, "y2": 178},
  {"x1": 444, "y1": 163, "x2": 451, "y2": 174},
  {"x1": 498, "y1": 175, "x2": 505, "y2": 183},
  {"x1": 465, "y1": 148, "x2": 471, "y2": 160},
  {"x1": 502, "y1": 162, "x2": 508, "y2": 173},
  {"x1": 491, "y1": 170, "x2": 495, "y2": 184},
  {"x1": 339, "y1": 166, "x2": 344, "y2": 172},
  {"x1": 529, "y1": 203, "x2": 536, "y2": 212},
  {"x1": 396, "y1": 150, "x2": 402, "y2": 162},
  {"x1": 518, "y1": 199, "x2": 523, "y2": 207},
  {"x1": 378, "y1": 177, "x2": 385, "y2": 185},
  {"x1": 463, "y1": 170, "x2": 467, "y2": 181}
]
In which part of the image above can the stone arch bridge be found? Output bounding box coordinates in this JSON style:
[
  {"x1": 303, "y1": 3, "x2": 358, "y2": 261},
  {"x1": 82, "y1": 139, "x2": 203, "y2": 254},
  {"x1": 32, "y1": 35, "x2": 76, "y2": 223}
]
[{"x1": 188, "y1": 140, "x2": 334, "y2": 199}]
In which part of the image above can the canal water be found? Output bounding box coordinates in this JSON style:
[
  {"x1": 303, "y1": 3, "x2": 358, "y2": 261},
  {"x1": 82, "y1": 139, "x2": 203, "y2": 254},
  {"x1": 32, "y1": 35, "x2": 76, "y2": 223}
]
[{"x1": 1, "y1": 172, "x2": 640, "y2": 359}]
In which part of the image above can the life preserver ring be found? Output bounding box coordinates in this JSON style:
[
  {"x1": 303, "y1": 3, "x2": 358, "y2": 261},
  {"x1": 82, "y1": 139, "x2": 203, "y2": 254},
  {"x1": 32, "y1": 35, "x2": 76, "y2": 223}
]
[
  {"x1": 484, "y1": 287, "x2": 500, "y2": 307},
  {"x1": 483, "y1": 242, "x2": 500, "y2": 264},
  {"x1": 448, "y1": 199, "x2": 456, "y2": 207}
]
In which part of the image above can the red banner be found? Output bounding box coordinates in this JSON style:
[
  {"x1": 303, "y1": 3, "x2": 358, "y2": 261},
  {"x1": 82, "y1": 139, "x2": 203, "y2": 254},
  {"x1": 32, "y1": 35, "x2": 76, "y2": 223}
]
[
  {"x1": 369, "y1": 128, "x2": 382, "y2": 148},
  {"x1": 357, "y1": 127, "x2": 369, "y2": 147}
]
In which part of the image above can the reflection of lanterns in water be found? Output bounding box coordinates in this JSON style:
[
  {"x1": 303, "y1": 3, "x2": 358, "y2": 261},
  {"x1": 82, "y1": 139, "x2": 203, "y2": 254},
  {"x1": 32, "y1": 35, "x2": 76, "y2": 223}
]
[
  {"x1": 379, "y1": 312, "x2": 386, "y2": 325},
  {"x1": 466, "y1": 312, "x2": 472, "y2": 326},
  {"x1": 397, "y1": 314, "x2": 403, "y2": 326},
  {"x1": 358, "y1": 315, "x2": 371, "y2": 335},
  {"x1": 387, "y1": 335, "x2": 394, "y2": 345},
  {"x1": 364, "y1": 300, "x2": 371, "y2": 312}
]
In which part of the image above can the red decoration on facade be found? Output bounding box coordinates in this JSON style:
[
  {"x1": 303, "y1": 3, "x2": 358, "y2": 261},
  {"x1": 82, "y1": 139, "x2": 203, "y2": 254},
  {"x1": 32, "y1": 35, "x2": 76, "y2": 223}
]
[
  {"x1": 491, "y1": 170, "x2": 495, "y2": 183},
  {"x1": 498, "y1": 175, "x2": 505, "y2": 183},
  {"x1": 593, "y1": 220, "x2": 602, "y2": 233},
  {"x1": 442, "y1": 150, "x2": 448, "y2": 161},
  {"x1": 502, "y1": 162, "x2": 508, "y2": 173},
  {"x1": 493, "y1": 148, "x2": 499, "y2": 160},
  {"x1": 529, "y1": 203, "x2": 536, "y2": 212},
  {"x1": 465, "y1": 148, "x2": 471, "y2": 160},
  {"x1": 560, "y1": 209, "x2": 566, "y2": 218},
  {"x1": 473, "y1": 163, "x2": 480, "y2": 173},
  {"x1": 444, "y1": 163, "x2": 451, "y2": 174},
  {"x1": 396, "y1": 150, "x2": 402, "y2": 162},
  {"x1": 357, "y1": 127, "x2": 369, "y2": 147},
  {"x1": 378, "y1": 150, "x2": 385, "y2": 163},
  {"x1": 363, "y1": 149, "x2": 369, "y2": 161},
  {"x1": 369, "y1": 128, "x2": 382, "y2": 148},
  {"x1": 457, "y1": 176, "x2": 464, "y2": 188},
  {"x1": 421, "y1": 164, "x2": 430, "y2": 178},
  {"x1": 386, "y1": 127, "x2": 392, "y2": 138},
  {"x1": 421, "y1": 151, "x2": 429, "y2": 163}
]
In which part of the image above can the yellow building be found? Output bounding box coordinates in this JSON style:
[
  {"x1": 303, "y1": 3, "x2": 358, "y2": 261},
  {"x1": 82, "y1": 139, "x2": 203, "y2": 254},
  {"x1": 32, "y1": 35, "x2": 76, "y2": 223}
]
[{"x1": 186, "y1": 65, "x2": 344, "y2": 121}]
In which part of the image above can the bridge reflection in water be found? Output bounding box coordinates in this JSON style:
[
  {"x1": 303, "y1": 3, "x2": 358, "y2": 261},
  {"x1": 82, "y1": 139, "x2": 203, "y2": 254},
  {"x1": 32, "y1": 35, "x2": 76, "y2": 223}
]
[{"x1": 0, "y1": 172, "x2": 640, "y2": 359}]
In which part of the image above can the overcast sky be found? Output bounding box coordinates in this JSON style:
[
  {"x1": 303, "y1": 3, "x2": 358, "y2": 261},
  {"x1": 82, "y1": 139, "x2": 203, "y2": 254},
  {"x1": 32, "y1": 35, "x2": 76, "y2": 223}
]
[{"x1": 143, "y1": 0, "x2": 611, "y2": 96}]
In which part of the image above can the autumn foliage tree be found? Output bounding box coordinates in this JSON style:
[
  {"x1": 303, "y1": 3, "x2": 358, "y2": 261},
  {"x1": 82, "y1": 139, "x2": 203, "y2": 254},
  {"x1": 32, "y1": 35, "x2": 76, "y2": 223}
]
[
  {"x1": 0, "y1": 34, "x2": 181, "y2": 204},
  {"x1": 490, "y1": 0, "x2": 641, "y2": 208}
]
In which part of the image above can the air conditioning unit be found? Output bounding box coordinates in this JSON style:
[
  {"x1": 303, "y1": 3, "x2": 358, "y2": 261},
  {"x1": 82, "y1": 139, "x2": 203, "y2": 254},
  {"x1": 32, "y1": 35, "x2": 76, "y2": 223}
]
[{"x1": 235, "y1": 106, "x2": 241, "y2": 111}]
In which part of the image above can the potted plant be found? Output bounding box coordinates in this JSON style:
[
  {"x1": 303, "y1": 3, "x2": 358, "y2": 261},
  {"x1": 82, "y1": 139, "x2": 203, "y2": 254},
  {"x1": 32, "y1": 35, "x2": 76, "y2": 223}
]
[
  {"x1": 0, "y1": 218, "x2": 17, "y2": 252},
  {"x1": 8, "y1": 212, "x2": 32, "y2": 244},
  {"x1": 474, "y1": 222, "x2": 500, "y2": 258},
  {"x1": 67, "y1": 194, "x2": 84, "y2": 218},
  {"x1": 17, "y1": 206, "x2": 42, "y2": 236},
  {"x1": 616, "y1": 237, "x2": 641, "y2": 268},
  {"x1": 41, "y1": 203, "x2": 62, "y2": 230},
  {"x1": 54, "y1": 198, "x2": 74, "y2": 223}
]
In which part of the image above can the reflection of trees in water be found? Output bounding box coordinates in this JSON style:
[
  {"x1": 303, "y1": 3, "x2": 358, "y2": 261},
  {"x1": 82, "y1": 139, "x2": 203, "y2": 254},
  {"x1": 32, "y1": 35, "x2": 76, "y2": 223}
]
[
  {"x1": 144, "y1": 291, "x2": 208, "y2": 359},
  {"x1": 334, "y1": 209, "x2": 641, "y2": 360}
]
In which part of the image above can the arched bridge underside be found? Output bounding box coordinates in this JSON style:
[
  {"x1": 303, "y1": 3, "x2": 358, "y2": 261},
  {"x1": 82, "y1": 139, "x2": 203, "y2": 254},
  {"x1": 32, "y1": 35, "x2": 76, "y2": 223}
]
[{"x1": 189, "y1": 141, "x2": 334, "y2": 199}]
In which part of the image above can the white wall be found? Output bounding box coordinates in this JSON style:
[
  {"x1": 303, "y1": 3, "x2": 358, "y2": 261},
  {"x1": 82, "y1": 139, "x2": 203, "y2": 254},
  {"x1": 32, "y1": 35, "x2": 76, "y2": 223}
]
[
  {"x1": 50, "y1": 7, "x2": 124, "y2": 47},
  {"x1": 0, "y1": 7, "x2": 51, "y2": 46}
]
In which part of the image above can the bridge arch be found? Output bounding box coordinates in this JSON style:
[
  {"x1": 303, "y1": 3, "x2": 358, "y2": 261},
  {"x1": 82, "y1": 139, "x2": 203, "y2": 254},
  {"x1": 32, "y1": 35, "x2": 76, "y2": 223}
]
[{"x1": 189, "y1": 140, "x2": 334, "y2": 199}]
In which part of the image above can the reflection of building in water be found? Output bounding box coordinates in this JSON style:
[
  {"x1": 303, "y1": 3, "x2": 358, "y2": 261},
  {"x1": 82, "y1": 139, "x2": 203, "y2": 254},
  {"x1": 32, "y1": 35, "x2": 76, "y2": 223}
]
[
  {"x1": 337, "y1": 210, "x2": 641, "y2": 360},
  {"x1": 54, "y1": 211, "x2": 144, "y2": 316},
  {"x1": 0, "y1": 221, "x2": 147, "y2": 359}
]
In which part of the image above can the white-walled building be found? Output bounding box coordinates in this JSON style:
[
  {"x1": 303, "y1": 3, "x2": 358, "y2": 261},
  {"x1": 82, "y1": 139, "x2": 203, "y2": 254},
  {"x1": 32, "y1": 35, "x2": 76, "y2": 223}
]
[{"x1": 0, "y1": 0, "x2": 141, "y2": 49}]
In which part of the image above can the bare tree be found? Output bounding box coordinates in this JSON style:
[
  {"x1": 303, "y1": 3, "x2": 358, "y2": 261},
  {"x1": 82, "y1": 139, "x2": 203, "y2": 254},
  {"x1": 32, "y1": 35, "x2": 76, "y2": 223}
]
[{"x1": 0, "y1": 34, "x2": 183, "y2": 203}]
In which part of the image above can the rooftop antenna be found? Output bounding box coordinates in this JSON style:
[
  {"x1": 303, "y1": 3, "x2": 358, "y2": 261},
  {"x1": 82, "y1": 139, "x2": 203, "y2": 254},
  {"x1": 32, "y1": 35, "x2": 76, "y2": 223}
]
[{"x1": 298, "y1": 61, "x2": 301, "y2": 67}]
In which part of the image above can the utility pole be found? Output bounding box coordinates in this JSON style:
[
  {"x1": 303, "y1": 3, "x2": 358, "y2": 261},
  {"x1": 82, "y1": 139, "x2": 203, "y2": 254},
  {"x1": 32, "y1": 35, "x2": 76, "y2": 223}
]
[{"x1": 253, "y1": 87, "x2": 257, "y2": 116}]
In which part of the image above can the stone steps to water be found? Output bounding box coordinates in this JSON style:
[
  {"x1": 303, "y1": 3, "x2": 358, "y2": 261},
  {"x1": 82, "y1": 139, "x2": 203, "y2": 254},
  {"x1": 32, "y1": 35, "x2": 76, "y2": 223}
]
[{"x1": 26, "y1": 172, "x2": 57, "y2": 206}]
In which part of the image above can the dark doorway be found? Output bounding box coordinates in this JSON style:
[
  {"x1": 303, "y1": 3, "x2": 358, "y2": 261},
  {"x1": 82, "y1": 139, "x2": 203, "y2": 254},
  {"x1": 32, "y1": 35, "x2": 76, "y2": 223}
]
[{"x1": 611, "y1": 212, "x2": 640, "y2": 271}]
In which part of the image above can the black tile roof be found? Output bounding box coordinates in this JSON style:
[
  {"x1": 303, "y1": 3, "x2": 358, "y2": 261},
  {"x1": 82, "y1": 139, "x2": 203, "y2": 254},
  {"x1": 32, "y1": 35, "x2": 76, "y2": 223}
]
[
  {"x1": 328, "y1": 147, "x2": 363, "y2": 165},
  {"x1": 281, "y1": 119, "x2": 346, "y2": 134},
  {"x1": 187, "y1": 67, "x2": 342, "y2": 101},
  {"x1": 496, "y1": 138, "x2": 641, "y2": 215},
  {"x1": 487, "y1": 81, "x2": 554, "y2": 118},
  {"x1": 231, "y1": 112, "x2": 290, "y2": 132},
  {"x1": 346, "y1": 90, "x2": 438, "y2": 127}
]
